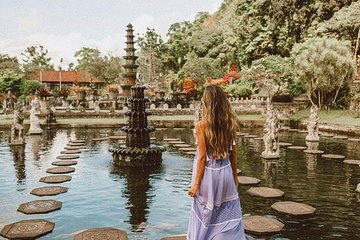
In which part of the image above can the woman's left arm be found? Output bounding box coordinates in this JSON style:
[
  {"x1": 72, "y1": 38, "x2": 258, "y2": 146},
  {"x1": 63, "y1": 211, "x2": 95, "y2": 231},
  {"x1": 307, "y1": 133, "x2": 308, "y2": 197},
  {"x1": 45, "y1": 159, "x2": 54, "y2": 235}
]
[{"x1": 229, "y1": 146, "x2": 239, "y2": 188}]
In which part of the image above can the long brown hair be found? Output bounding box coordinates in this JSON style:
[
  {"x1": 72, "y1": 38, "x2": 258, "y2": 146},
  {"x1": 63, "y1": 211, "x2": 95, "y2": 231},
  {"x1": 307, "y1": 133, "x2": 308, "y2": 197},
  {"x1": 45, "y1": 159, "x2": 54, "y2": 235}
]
[{"x1": 201, "y1": 85, "x2": 237, "y2": 159}]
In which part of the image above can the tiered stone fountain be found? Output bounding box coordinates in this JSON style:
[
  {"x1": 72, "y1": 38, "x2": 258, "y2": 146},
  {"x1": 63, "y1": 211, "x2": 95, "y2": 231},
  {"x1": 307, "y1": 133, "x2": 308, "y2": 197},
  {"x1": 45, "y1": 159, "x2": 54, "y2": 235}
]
[{"x1": 109, "y1": 24, "x2": 164, "y2": 167}]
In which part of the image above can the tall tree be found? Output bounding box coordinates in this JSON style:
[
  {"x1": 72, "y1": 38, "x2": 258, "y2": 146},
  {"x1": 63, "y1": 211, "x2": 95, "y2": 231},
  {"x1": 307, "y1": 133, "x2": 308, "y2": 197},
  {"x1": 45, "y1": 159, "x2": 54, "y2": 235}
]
[{"x1": 22, "y1": 45, "x2": 54, "y2": 74}]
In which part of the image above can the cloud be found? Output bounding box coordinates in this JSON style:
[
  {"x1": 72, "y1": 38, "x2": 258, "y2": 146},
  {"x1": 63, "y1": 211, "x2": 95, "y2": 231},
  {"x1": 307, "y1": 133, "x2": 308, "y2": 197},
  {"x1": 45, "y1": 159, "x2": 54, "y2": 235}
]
[{"x1": 18, "y1": 9, "x2": 42, "y2": 31}]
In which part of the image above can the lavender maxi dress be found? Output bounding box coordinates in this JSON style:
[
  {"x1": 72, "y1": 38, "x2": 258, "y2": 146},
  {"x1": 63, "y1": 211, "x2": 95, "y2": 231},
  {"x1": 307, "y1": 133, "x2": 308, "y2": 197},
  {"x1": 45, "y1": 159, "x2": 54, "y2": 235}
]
[{"x1": 187, "y1": 149, "x2": 246, "y2": 240}]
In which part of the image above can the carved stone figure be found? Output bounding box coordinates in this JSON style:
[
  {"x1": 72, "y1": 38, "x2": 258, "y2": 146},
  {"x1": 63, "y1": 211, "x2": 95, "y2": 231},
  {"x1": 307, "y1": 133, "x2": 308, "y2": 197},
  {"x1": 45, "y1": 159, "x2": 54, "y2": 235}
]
[
  {"x1": 10, "y1": 103, "x2": 25, "y2": 145},
  {"x1": 261, "y1": 104, "x2": 280, "y2": 159},
  {"x1": 306, "y1": 105, "x2": 320, "y2": 142},
  {"x1": 94, "y1": 100, "x2": 100, "y2": 113},
  {"x1": 28, "y1": 97, "x2": 43, "y2": 135}
]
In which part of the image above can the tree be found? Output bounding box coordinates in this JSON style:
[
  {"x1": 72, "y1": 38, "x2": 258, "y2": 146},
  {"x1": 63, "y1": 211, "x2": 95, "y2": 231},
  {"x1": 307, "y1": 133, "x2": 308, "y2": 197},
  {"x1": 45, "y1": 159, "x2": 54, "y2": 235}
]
[
  {"x1": 20, "y1": 80, "x2": 43, "y2": 96},
  {"x1": 74, "y1": 47, "x2": 101, "y2": 71},
  {"x1": 0, "y1": 54, "x2": 21, "y2": 73},
  {"x1": 0, "y1": 70, "x2": 24, "y2": 96},
  {"x1": 22, "y1": 45, "x2": 54, "y2": 74},
  {"x1": 292, "y1": 38, "x2": 356, "y2": 109}
]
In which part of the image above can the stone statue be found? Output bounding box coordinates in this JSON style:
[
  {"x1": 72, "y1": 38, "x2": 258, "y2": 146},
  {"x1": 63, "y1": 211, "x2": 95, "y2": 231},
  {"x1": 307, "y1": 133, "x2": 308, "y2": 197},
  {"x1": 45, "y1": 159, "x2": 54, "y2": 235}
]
[
  {"x1": 4, "y1": 90, "x2": 15, "y2": 114},
  {"x1": 28, "y1": 97, "x2": 43, "y2": 135},
  {"x1": 10, "y1": 103, "x2": 25, "y2": 145},
  {"x1": 261, "y1": 104, "x2": 280, "y2": 159},
  {"x1": 306, "y1": 105, "x2": 320, "y2": 142},
  {"x1": 46, "y1": 106, "x2": 56, "y2": 129},
  {"x1": 94, "y1": 100, "x2": 100, "y2": 113}
]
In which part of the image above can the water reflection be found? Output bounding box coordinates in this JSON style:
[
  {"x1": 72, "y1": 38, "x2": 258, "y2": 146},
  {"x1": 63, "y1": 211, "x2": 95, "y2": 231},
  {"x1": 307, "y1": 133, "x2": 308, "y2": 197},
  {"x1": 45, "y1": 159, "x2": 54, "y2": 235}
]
[
  {"x1": 29, "y1": 135, "x2": 42, "y2": 160},
  {"x1": 112, "y1": 164, "x2": 163, "y2": 231},
  {"x1": 10, "y1": 145, "x2": 25, "y2": 183}
]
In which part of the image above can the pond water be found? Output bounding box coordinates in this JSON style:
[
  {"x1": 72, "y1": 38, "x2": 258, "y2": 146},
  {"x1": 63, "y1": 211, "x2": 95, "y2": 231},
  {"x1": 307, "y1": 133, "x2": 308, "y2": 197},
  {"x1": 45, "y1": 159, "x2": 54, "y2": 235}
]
[{"x1": 0, "y1": 128, "x2": 359, "y2": 240}]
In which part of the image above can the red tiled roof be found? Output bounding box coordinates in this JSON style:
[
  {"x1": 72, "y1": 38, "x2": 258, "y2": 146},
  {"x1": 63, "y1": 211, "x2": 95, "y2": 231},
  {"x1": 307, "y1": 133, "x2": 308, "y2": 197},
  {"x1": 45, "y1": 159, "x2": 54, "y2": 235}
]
[{"x1": 31, "y1": 71, "x2": 104, "y2": 84}]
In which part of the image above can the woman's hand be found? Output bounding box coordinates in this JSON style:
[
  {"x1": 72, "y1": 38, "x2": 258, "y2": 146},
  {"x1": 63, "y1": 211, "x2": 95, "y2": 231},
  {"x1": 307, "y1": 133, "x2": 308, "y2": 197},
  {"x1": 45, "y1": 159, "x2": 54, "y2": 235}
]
[
  {"x1": 188, "y1": 184, "x2": 199, "y2": 197},
  {"x1": 233, "y1": 175, "x2": 240, "y2": 188}
]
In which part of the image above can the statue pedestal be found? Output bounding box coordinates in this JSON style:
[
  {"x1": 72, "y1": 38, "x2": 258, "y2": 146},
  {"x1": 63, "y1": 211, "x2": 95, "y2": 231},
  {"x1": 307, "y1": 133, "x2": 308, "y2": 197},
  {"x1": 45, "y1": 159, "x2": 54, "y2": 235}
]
[{"x1": 305, "y1": 135, "x2": 320, "y2": 142}]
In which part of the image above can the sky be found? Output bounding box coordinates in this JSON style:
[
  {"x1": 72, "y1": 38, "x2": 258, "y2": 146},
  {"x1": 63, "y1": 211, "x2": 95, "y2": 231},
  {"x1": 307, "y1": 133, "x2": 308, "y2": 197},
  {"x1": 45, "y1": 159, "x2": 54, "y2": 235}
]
[{"x1": 0, "y1": 0, "x2": 223, "y2": 68}]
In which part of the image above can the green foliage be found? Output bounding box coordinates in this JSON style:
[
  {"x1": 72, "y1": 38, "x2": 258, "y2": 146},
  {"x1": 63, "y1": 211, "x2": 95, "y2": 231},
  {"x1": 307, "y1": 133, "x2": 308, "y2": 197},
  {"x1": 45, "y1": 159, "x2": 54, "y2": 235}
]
[
  {"x1": 22, "y1": 45, "x2": 54, "y2": 74},
  {"x1": 224, "y1": 79, "x2": 254, "y2": 97},
  {"x1": 0, "y1": 70, "x2": 24, "y2": 95},
  {"x1": 292, "y1": 37, "x2": 356, "y2": 109},
  {"x1": 180, "y1": 52, "x2": 225, "y2": 84},
  {"x1": 20, "y1": 80, "x2": 43, "y2": 96},
  {"x1": 0, "y1": 54, "x2": 20, "y2": 73}
]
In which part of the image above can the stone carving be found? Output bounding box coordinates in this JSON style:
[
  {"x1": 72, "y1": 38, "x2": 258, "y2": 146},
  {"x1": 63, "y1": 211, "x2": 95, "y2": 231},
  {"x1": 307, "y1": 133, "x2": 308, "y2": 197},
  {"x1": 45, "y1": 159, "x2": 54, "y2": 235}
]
[
  {"x1": 10, "y1": 103, "x2": 25, "y2": 145},
  {"x1": 176, "y1": 104, "x2": 182, "y2": 109},
  {"x1": 150, "y1": 103, "x2": 156, "y2": 109},
  {"x1": 163, "y1": 103, "x2": 169, "y2": 110},
  {"x1": 94, "y1": 100, "x2": 100, "y2": 113},
  {"x1": 28, "y1": 97, "x2": 43, "y2": 135},
  {"x1": 261, "y1": 104, "x2": 280, "y2": 159},
  {"x1": 306, "y1": 105, "x2": 320, "y2": 142}
]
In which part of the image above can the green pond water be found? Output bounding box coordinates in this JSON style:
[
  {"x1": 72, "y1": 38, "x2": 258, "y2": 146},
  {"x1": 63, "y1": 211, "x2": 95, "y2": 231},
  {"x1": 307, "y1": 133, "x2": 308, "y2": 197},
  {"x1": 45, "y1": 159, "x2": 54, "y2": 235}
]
[{"x1": 0, "y1": 128, "x2": 359, "y2": 239}]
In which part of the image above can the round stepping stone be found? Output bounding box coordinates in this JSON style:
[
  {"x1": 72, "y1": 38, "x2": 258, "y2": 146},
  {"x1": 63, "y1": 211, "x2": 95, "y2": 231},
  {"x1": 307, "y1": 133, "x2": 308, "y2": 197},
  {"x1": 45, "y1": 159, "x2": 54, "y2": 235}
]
[
  {"x1": 298, "y1": 130, "x2": 308, "y2": 133},
  {"x1": 244, "y1": 135, "x2": 258, "y2": 138},
  {"x1": 271, "y1": 201, "x2": 316, "y2": 216},
  {"x1": 243, "y1": 215, "x2": 284, "y2": 235},
  {"x1": 236, "y1": 132, "x2": 249, "y2": 136},
  {"x1": 92, "y1": 137, "x2": 108, "y2": 141},
  {"x1": 56, "y1": 154, "x2": 80, "y2": 160},
  {"x1": 65, "y1": 146, "x2": 82, "y2": 150},
  {"x1": 46, "y1": 167, "x2": 75, "y2": 174},
  {"x1": 163, "y1": 138, "x2": 181, "y2": 141},
  {"x1": 237, "y1": 169, "x2": 242, "y2": 174},
  {"x1": 39, "y1": 175, "x2": 72, "y2": 183},
  {"x1": 31, "y1": 186, "x2": 68, "y2": 196},
  {"x1": 167, "y1": 141, "x2": 185, "y2": 144},
  {"x1": 280, "y1": 126, "x2": 290, "y2": 130},
  {"x1": 319, "y1": 132, "x2": 334, "y2": 137},
  {"x1": 70, "y1": 139, "x2": 86, "y2": 143},
  {"x1": 247, "y1": 187, "x2": 284, "y2": 198},
  {"x1": 238, "y1": 176, "x2": 261, "y2": 185},
  {"x1": 322, "y1": 154, "x2": 345, "y2": 160},
  {"x1": 67, "y1": 142, "x2": 85, "y2": 146},
  {"x1": 0, "y1": 219, "x2": 55, "y2": 239},
  {"x1": 161, "y1": 235, "x2": 186, "y2": 240},
  {"x1": 254, "y1": 137, "x2": 263, "y2": 140},
  {"x1": 173, "y1": 144, "x2": 192, "y2": 148},
  {"x1": 178, "y1": 147, "x2": 197, "y2": 151},
  {"x1": 344, "y1": 159, "x2": 360, "y2": 165},
  {"x1": 348, "y1": 138, "x2": 360, "y2": 142},
  {"x1": 184, "y1": 151, "x2": 196, "y2": 155},
  {"x1": 289, "y1": 129, "x2": 298, "y2": 132},
  {"x1": 74, "y1": 227, "x2": 128, "y2": 240},
  {"x1": 150, "y1": 137, "x2": 157, "y2": 140},
  {"x1": 287, "y1": 146, "x2": 307, "y2": 150},
  {"x1": 304, "y1": 149, "x2": 325, "y2": 154},
  {"x1": 333, "y1": 136, "x2": 348, "y2": 140},
  {"x1": 279, "y1": 142, "x2": 293, "y2": 147},
  {"x1": 60, "y1": 149, "x2": 81, "y2": 154},
  {"x1": 52, "y1": 160, "x2": 78, "y2": 166},
  {"x1": 18, "y1": 200, "x2": 62, "y2": 214}
]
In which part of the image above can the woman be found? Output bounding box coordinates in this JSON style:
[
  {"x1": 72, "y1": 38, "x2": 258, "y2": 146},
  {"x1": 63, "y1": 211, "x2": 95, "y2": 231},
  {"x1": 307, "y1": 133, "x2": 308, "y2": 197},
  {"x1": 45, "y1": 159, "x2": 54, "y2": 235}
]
[{"x1": 187, "y1": 85, "x2": 245, "y2": 240}]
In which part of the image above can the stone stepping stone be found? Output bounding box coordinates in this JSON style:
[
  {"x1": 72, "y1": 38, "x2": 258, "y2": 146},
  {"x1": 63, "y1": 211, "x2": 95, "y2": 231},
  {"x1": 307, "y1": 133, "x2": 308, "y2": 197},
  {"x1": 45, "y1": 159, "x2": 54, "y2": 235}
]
[
  {"x1": 254, "y1": 137, "x2": 263, "y2": 140},
  {"x1": 67, "y1": 142, "x2": 85, "y2": 146},
  {"x1": 237, "y1": 169, "x2": 242, "y2": 174},
  {"x1": 74, "y1": 227, "x2": 128, "y2": 240},
  {"x1": 56, "y1": 154, "x2": 80, "y2": 160},
  {"x1": 319, "y1": 132, "x2": 334, "y2": 137},
  {"x1": 108, "y1": 135, "x2": 126, "y2": 140},
  {"x1": 150, "y1": 137, "x2": 157, "y2": 140},
  {"x1": 344, "y1": 159, "x2": 360, "y2": 165},
  {"x1": 92, "y1": 137, "x2": 108, "y2": 141},
  {"x1": 271, "y1": 201, "x2": 316, "y2": 216},
  {"x1": 161, "y1": 235, "x2": 186, "y2": 240},
  {"x1": 167, "y1": 141, "x2": 185, "y2": 144},
  {"x1": 46, "y1": 167, "x2": 75, "y2": 174},
  {"x1": 70, "y1": 139, "x2": 86, "y2": 143},
  {"x1": 60, "y1": 149, "x2": 81, "y2": 154},
  {"x1": 333, "y1": 136, "x2": 348, "y2": 140},
  {"x1": 52, "y1": 160, "x2": 78, "y2": 166},
  {"x1": 173, "y1": 144, "x2": 192, "y2": 148},
  {"x1": 322, "y1": 154, "x2": 345, "y2": 160},
  {"x1": 65, "y1": 146, "x2": 82, "y2": 150},
  {"x1": 178, "y1": 147, "x2": 197, "y2": 151},
  {"x1": 279, "y1": 142, "x2": 293, "y2": 147},
  {"x1": 304, "y1": 149, "x2": 325, "y2": 154},
  {"x1": 31, "y1": 186, "x2": 68, "y2": 196},
  {"x1": 0, "y1": 219, "x2": 55, "y2": 239},
  {"x1": 348, "y1": 138, "x2": 360, "y2": 142},
  {"x1": 236, "y1": 132, "x2": 249, "y2": 136},
  {"x1": 184, "y1": 151, "x2": 196, "y2": 156},
  {"x1": 247, "y1": 187, "x2": 284, "y2": 198},
  {"x1": 244, "y1": 135, "x2": 258, "y2": 138},
  {"x1": 287, "y1": 146, "x2": 307, "y2": 150},
  {"x1": 238, "y1": 176, "x2": 261, "y2": 185},
  {"x1": 243, "y1": 215, "x2": 284, "y2": 236},
  {"x1": 289, "y1": 129, "x2": 298, "y2": 132},
  {"x1": 163, "y1": 138, "x2": 181, "y2": 141},
  {"x1": 280, "y1": 126, "x2": 290, "y2": 130},
  {"x1": 298, "y1": 130, "x2": 308, "y2": 133},
  {"x1": 40, "y1": 175, "x2": 72, "y2": 183},
  {"x1": 18, "y1": 200, "x2": 62, "y2": 214}
]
